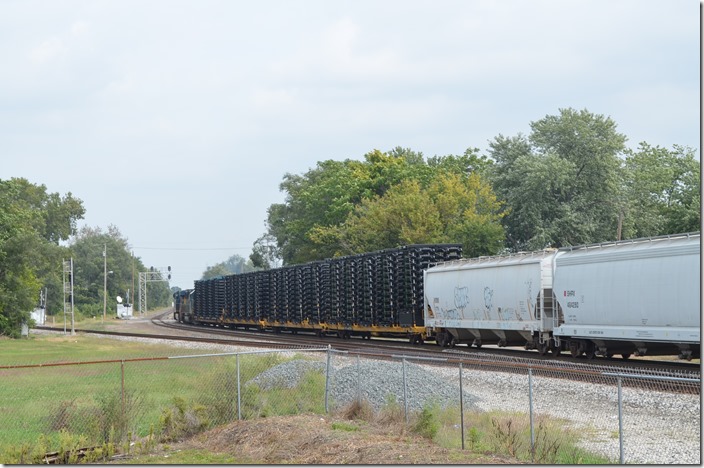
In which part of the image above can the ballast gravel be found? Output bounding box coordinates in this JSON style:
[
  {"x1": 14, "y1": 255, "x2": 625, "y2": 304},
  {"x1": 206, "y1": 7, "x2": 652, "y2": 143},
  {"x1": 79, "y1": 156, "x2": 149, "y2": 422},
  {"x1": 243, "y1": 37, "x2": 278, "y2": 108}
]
[{"x1": 33, "y1": 330, "x2": 701, "y2": 464}]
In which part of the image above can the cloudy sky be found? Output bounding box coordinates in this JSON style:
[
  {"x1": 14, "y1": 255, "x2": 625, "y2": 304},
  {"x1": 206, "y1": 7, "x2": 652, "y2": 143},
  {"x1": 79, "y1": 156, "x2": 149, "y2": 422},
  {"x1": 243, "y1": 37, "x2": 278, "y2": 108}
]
[{"x1": 1, "y1": 0, "x2": 699, "y2": 290}]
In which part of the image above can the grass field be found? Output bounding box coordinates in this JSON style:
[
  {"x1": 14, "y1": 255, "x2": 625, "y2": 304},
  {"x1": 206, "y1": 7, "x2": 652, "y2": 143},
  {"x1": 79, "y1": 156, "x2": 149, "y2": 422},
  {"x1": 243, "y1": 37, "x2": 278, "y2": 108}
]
[{"x1": 0, "y1": 332, "x2": 321, "y2": 459}]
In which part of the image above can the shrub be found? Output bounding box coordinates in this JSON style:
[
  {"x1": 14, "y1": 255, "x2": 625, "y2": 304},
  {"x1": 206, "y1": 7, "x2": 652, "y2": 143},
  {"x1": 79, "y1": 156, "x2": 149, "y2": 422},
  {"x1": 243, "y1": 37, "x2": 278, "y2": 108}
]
[{"x1": 412, "y1": 404, "x2": 439, "y2": 440}]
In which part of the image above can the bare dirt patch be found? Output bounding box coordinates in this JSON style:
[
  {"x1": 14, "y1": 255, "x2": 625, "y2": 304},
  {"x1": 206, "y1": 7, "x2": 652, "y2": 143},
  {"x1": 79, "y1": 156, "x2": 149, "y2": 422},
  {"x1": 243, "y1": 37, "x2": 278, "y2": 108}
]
[{"x1": 159, "y1": 413, "x2": 521, "y2": 464}]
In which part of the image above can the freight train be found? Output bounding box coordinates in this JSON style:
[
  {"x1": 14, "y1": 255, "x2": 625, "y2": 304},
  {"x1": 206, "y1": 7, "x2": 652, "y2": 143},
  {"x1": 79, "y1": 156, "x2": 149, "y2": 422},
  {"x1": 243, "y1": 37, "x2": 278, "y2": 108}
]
[{"x1": 174, "y1": 232, "x2": 700, "y2": 360}]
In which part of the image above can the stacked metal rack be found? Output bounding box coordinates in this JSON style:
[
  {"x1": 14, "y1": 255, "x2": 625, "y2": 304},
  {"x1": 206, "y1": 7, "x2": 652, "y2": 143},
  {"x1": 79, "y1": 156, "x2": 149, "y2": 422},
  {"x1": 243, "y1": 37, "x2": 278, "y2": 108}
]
[{"x1": 189, "y1": 243, "x2": 462, "y2": 335}]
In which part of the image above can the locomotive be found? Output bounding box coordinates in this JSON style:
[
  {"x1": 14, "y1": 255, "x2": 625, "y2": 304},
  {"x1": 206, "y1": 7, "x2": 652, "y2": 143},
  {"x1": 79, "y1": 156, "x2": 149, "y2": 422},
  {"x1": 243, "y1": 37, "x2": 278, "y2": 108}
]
[{"x1": 174, "y1": 232, "x2": 700, "y2": 360}]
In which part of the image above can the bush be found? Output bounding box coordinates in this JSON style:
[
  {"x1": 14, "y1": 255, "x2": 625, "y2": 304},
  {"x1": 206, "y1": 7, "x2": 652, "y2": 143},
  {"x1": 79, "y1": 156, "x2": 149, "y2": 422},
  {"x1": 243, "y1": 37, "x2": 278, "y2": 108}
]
[
  {"x1": 412, "y1": 404, "x2": 439, "y2": 440},
  {"x1": 158, "y1": 397, "x2": 210, "y2": 442}
]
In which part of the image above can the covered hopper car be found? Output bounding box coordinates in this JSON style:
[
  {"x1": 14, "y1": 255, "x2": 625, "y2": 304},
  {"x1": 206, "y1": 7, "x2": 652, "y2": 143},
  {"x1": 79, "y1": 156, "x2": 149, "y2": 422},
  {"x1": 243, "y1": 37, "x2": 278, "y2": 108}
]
[{"x1": 424, "y1": 232, "x2": 700, "y2": 360}]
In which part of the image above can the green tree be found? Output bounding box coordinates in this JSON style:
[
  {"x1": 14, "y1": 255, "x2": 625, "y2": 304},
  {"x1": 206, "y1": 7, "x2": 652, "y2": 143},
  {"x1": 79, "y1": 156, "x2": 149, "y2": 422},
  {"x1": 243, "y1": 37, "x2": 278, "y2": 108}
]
[
  {"x1": 315, "y1": 172, "x2": 505, "y2": 257},
  {"x1": 264, "y1": 147, "x2": 496, "y2": 264},
  {"x1": 621, "y1": 143, "x2": 700, "y2": 238},
  {"x1": 69, "y1": 225, "x2": 170, "y2": 318},
  {"x1": 201, "y1": 264, "x2": 231, "y2": 280},
  {"x1": 201, "y1": 254, "x2": 257, "y2": 280},
  {"x1": 268, "y1": 159, "x2": 361, "y2": 264},
  {"x1": 249, "y1": 234, "x2": 281, "y2": 270},
  {"x1": 327, "y1": 179, "x2": 443, "y2": 253},
  {"x1": 0, "y1": 178, "x2": 85, "y2": 336},
  {"x1": 428, "y1": 172, "x2": 505, "y2": 257},
  {"x1": 489, "y1": 108, "x2": 627, "y2": 250}
]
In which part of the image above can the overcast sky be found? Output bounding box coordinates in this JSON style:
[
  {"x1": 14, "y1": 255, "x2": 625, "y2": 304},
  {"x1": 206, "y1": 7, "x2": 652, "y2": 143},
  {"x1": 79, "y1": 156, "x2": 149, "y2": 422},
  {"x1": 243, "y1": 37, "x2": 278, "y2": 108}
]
[{"x1": 1, "y1": 0, "x2": 699, "y2": 290}]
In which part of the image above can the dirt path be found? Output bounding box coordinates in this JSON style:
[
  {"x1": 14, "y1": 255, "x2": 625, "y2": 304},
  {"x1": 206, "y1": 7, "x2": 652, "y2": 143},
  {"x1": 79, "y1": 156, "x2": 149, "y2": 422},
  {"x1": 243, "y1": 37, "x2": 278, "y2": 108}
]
[{"x1": 152, "y1": 413, "x2": 521, "y2": 464}]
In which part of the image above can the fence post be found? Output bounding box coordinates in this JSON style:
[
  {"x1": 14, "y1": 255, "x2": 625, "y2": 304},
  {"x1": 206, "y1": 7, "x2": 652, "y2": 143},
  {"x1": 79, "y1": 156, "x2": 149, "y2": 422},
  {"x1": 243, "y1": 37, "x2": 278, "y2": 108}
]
[
  {"x1": 236, "y1": 354, "x2": 241, "y2": 421},
  {"x1": 325, "y1": 345, "x2": 331, "y2": 414},
  {"x1": 618, "y1": 376, "x2": 624, "y2": 464},
  {"x1": 459, "y1": 362, "x2": 465, "y2": 450},
  {"x1": 528, "y1": 368, "x2": 535, "y2": 462},
  {"x1": 356, "y1": 354, "x2": 361, "y2": 405},
  {"x1": 402, "y1": 357, "x2": 408, "y2": 424},
  {"x1": 121, "y1": 360, "x2": 126, "y2": 423}
]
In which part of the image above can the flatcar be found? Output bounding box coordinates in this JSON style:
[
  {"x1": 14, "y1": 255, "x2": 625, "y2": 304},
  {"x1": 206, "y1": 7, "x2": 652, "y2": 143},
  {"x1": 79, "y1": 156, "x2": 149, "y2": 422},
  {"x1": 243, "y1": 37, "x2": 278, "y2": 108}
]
[{"x1": 176, "y1": 244, "x2": 463, "y2": 341}]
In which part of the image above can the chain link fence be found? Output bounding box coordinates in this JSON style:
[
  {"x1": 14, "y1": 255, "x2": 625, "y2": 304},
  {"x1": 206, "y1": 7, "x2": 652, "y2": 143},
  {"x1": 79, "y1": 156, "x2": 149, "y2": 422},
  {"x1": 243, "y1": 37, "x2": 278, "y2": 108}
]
[{"x1": 1, "y1": 345, "x2": 699, "y2": 464}]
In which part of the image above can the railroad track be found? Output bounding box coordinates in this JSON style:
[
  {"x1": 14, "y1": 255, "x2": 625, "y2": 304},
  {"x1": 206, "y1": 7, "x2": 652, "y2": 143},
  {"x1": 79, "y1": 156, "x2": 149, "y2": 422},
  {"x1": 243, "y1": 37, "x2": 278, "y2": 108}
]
[
  {"x1": 153, "y1": 311, "x2": 700, "y2": 370},
  {"x1": 36, "y1": 311, "x2": 700, "y2": 394}
]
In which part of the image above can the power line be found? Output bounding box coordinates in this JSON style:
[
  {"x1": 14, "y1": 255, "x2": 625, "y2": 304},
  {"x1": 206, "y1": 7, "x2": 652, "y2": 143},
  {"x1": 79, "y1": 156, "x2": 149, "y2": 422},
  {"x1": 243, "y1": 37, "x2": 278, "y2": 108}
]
[{"x1": 133, "y1": 246, "x2": 251, "y2": 251}]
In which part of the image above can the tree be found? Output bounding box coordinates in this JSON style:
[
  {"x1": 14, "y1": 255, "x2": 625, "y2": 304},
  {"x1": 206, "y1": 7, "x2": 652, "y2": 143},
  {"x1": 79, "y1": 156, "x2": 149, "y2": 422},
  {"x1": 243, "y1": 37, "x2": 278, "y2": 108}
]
[
  {"x1": 201, "y1": 254, "x2": 257, "y2": 280},
  {"x1": 325, "y1": 179, "x2": 443, "y2": 254},
  {"x1": 201, "y1": 264, "x2": 232, "y2": 280},
  {"x1": 263, "y1": 147, "x2": 497, "y2": 264},
  {"x1": 621, "y1": 143, "x2": 700, "y2": 238},
  {"x1": 249, "y1": 234, "x2": 282, "y2": 270},
  {"x1": 267, "y1": 159, "x2": 361, "y2": 264},
  {"x1": 427, "y1": 172, "x2": 505, "y2": 257},
  {"x1": 0, "y1": 178, "x2": 85, "y2": 336},
  {"x1": 314, "y1": 172, "x2": 505, "y2": 257},
  {"x1": 489, "y1": 108, "x2": 628, "y2": 250},
  {"x1": 69, "y1": 225, "x2": 170, "y2": 318}
]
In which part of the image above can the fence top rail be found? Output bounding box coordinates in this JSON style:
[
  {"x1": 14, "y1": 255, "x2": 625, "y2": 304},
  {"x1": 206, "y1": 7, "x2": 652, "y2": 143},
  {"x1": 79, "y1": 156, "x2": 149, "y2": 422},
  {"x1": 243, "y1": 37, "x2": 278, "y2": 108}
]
[
  {"x1": 0, "y1": 355, "x2": 170, "y2": 370},
  {"x1": 0, "y1": 347, "x2": 332, "y2": 369},
  {"x1": 391, "y1": 354, "x2": 449, "y2": 363},
  {"x1": 167, "y1": 347, "x2": 329, "y2": 360},
  {"x1": 602, "y1": 372, "x2": 701, "y2": 384}
]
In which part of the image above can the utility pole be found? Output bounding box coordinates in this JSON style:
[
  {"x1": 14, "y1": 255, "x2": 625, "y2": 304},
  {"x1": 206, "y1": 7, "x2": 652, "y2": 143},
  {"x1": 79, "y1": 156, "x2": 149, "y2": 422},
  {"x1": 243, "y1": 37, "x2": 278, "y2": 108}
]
[{"x1": 103, "y1": 244, "x2": 107, "y2": 321}]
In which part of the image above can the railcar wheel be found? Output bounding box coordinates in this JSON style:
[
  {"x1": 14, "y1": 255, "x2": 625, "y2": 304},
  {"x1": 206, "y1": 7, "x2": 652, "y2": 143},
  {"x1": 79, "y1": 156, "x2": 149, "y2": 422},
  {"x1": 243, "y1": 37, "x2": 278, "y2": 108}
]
[
  {"x1": 538, "y1": 342, "x2": 549, "y2": 356},
  {"x1": 472, "y1": 339, "x2": 482, "y2": 348},
  {"x1": 569, "y1": 342, "x2": 582, "y2": 358},
  {"x1": 410, "y1": 334, "x2": 423, "y2": 345},
  {"x1": 584, "y1": 348, "x2": 596, "y2": 359},
  {"x1": 621, "y1": 353, "x2": 631, "y2": 360}
]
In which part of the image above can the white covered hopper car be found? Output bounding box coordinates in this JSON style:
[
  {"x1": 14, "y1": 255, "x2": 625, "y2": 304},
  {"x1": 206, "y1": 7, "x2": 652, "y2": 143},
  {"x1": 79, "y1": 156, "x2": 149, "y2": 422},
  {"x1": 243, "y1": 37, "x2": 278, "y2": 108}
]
[{"x1": 424, "y1": 232, "x2": 700, "y2": 360}]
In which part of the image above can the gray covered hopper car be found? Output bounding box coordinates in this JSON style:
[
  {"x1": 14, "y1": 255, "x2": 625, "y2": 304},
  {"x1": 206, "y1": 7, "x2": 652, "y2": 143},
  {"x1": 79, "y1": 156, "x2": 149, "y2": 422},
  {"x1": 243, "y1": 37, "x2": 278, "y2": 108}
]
[
  {"x1": 552, "y1": 232, "x2": 700, "y2": 360},
  {"x1": 423, "y1": 249, "x2": 557, "y2": 353},
  {"x1": 424, "y1": 232, "x2": 700, "y2": 360}
]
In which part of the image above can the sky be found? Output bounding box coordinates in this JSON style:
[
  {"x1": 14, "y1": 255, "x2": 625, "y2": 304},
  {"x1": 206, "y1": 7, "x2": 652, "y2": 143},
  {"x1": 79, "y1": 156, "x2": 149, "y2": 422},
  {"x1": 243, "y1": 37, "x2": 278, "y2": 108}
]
[{"x1": 0, "y1": 0, "x2": 700, "y2": 290}]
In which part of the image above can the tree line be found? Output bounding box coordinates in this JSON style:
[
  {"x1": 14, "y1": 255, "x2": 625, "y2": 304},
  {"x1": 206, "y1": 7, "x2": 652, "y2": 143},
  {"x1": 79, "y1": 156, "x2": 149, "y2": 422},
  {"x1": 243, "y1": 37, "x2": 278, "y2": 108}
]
[
  {"x1": 251, "y1": 108, "x2": 699, "y2": 267},
  {"x1": 0, "y1": 179, "x2": 171, "y2": 337}
]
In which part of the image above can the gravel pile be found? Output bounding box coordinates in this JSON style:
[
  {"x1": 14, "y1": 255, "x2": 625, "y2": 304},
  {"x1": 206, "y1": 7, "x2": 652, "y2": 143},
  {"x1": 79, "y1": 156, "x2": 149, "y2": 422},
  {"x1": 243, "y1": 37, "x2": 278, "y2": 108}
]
[
  {"x1": 246, "y1": 358, "x2": 477, "y2": 413},
  {"x1": 248, "y1": 360, "x2": 326, "y2": 390},
  {"x1": 329, "y1": 359, "x2": 478, "y2": 412}
]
